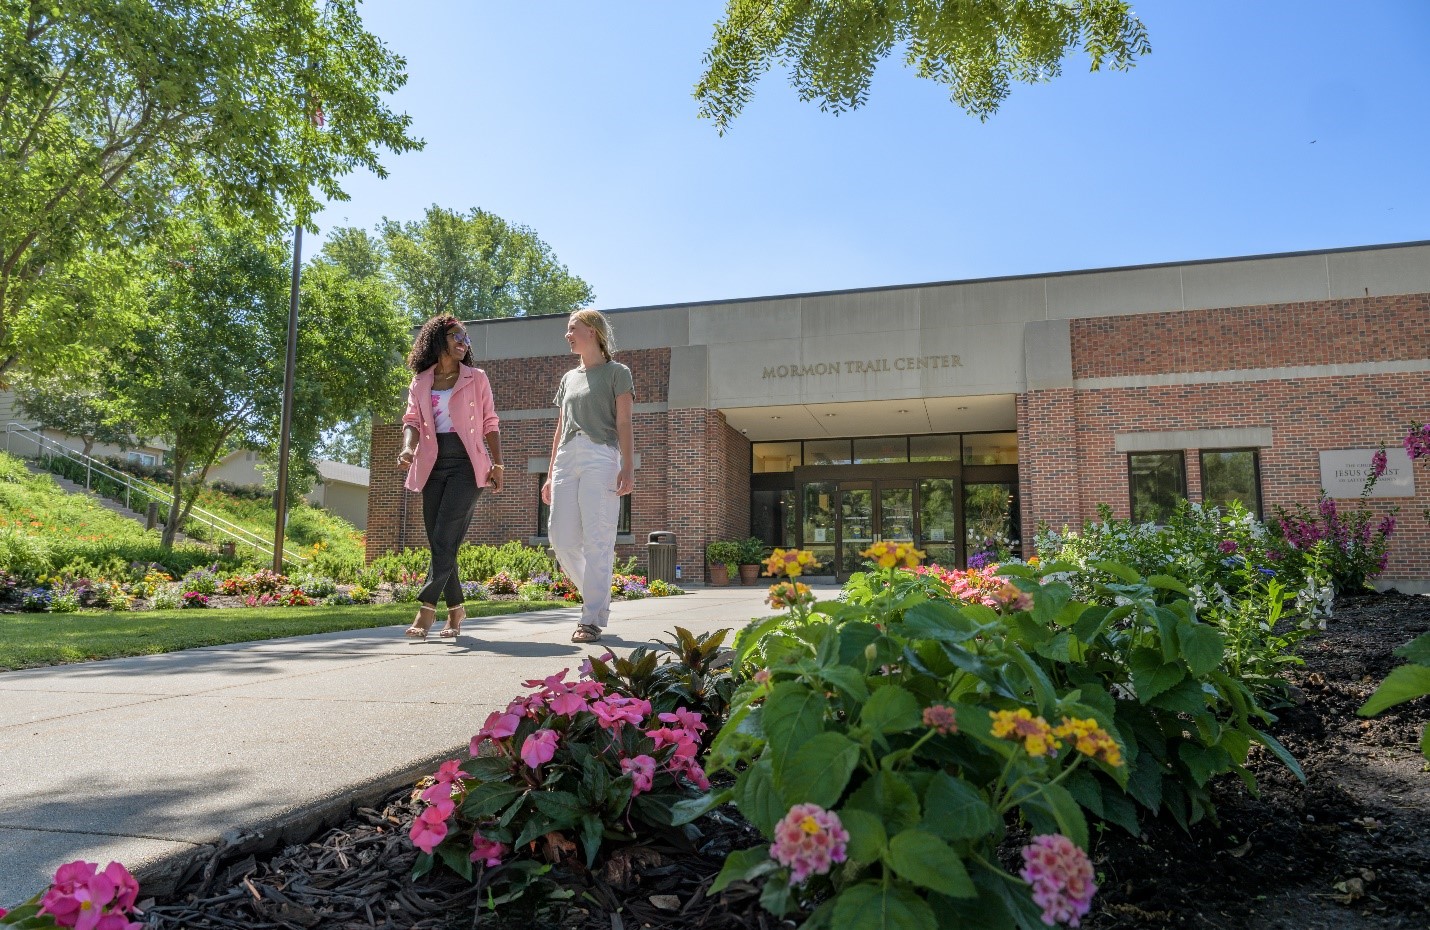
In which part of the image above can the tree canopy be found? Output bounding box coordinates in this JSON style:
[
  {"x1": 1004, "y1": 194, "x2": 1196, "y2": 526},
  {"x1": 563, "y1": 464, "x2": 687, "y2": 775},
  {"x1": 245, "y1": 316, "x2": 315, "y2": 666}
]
[
  {"x1": 695, "y1": 0, "x2": 1151, "y2": 133},
  {"x1": 380, "y1": 205, "x2": 595, "y2": 321},
  {"x1": 0, "y1": 0, "x2": 420, "y2": 376},
  {"x1": 111, "y1": 220, "x2": 408, "y2": 547}
]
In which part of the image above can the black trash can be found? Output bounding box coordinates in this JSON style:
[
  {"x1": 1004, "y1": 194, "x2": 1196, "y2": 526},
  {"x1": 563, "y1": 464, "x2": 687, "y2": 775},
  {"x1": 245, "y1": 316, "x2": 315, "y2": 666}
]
[{"x1": 647, "y1": 530, "x2": 677, "y2": 583}]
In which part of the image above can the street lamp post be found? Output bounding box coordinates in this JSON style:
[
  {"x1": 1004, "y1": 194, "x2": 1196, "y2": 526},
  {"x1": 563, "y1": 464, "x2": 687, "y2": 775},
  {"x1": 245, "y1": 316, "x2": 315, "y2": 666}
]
[{"x1": 273, "y1": 224, "x2": 302, "y2": 573}]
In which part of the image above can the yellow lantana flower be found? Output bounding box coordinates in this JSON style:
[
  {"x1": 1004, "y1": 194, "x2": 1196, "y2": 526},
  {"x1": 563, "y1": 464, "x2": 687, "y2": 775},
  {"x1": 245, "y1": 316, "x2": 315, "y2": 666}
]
[
  {"x1": 859, "y1": 540, "x2": 926, "y2": 569},
  {"x1": 990, "y1": 708, "x2": 1062, "y2": 757},
  {"x1": 1053, "y1": 717, "x2": 1124, "y2": 767},
  {"x1": 764, "y1": 548, "x2": 821, "y2": 579}
]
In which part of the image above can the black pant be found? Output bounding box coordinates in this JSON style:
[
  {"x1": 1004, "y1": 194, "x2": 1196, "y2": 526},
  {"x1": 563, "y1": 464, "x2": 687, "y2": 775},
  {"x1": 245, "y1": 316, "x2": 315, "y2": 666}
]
[{"x1": 418, "y1": 433, "x2": 481, "y2": 606}]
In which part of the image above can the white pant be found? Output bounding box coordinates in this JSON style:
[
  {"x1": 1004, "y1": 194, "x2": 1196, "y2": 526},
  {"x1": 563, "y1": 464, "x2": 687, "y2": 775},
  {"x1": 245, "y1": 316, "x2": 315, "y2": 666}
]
[{"x1": 549, "y1": 433, "x2": 621, "y2": 628}]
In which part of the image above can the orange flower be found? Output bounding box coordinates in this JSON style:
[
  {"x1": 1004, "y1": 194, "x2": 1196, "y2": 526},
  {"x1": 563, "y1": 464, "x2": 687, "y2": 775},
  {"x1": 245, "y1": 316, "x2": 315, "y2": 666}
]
[{"x1": 990, "y1": 708, "x2": 1061, "y2": 757}]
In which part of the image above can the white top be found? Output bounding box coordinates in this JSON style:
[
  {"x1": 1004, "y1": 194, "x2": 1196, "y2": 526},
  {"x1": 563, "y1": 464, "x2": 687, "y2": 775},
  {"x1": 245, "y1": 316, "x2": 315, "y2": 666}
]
[{"x1": 430, "y1": 387, "x2": 456, "y2": 433}]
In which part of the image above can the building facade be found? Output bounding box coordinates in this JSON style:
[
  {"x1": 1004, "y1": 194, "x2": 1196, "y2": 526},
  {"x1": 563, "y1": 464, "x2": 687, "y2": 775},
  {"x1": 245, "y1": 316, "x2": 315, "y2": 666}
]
[{"x1": 367, "y1": 242, "x2": 1430, "y2": 592}]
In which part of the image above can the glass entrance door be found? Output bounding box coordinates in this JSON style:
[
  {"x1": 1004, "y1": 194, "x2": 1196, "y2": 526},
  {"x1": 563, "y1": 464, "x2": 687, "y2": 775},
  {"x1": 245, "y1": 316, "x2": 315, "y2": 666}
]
[{"x1": 831, "y1": 480, "x2": 919, "y2": 580}]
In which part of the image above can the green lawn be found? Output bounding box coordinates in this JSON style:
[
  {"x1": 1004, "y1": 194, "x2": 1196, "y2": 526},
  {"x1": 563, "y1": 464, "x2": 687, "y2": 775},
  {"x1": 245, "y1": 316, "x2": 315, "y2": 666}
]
[{"x1": 0, "y1": 600, "x2": 570, "y2": 670}]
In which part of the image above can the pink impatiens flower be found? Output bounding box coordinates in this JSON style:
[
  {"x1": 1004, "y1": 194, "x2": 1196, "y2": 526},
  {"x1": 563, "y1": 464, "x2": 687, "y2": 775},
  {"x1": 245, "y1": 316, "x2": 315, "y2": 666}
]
[
  {"x1": 520, "y1": 729, "x2": 560, "y2": 768},
  {"x1": 409, "y1": 802, "x2": 452, "y2": 854},
  {"x1": 659, "y1": 708, "x2": 708, "y2": 732},
  {"x1": 470, "y1": 710, "x2": 522, "y2": 754},
  {"x1": 469, "y1": 834, "x2": 508, "y2": 867},
  {"x1": 547, "y1": 689, "x2": 587, "y2": 716},
  {"x1": 1020, "y1": 834, "x2": 1097, "y2": 927},
  {"x1": 620, "y1": 754, "x2": 657, "y2": 795},
  {"x1": 770, "y1": 803, "x2": 850, "y2": 885}
]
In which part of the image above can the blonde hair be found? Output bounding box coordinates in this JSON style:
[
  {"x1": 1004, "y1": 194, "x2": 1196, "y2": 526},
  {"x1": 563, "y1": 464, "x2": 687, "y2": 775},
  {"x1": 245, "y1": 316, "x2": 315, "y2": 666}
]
[{"x1": 570, "y1": 308, "x2": 615, "y2": 361}]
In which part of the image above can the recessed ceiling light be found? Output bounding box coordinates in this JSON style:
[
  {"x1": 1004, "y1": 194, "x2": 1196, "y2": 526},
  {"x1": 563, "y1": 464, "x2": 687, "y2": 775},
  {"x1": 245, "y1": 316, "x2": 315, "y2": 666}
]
[
  {"x1": 823, "y1": 413, "x2": 836, "y2": 418},
  {"x1": 956, "y1": 406, "x2": 969, "y2": 411},
  {"x1": 896, "y1": 409, "x2": 910, "y2": 414},
  {"x1": 769, "y1": 415, "x2": 781, "y2": 419}
]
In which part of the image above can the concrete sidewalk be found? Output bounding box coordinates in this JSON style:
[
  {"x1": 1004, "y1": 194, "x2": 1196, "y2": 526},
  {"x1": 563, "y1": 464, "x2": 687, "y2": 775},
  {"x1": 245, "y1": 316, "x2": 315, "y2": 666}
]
[{"x1": 0, "y1": 586, "x2": 783, "y2": 905}]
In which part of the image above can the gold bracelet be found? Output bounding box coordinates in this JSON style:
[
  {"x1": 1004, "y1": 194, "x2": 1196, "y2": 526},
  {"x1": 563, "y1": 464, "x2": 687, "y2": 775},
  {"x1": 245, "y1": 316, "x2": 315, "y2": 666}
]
[{"x1": 490, "y1": 464, "x2": 504, "y2": 470}]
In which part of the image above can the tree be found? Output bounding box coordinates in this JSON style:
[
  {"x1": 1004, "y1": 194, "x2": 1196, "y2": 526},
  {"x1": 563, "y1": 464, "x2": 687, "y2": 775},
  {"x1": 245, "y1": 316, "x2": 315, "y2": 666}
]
[
  {"x1": 695, "y1": 0, "x2": 1151, "y2": 133},
  {"x1": 0, "y1": 0, "x2": 420, "y2": 377},
  {"x1": 381, "y1": 205, "x2": 594, "y2": 321},
  {"x1": 13, "y1": 367, "x2": 137, "y2": 456},
  {"x1": 113, "y1": 221, "x2": 408, "y2": 547}
]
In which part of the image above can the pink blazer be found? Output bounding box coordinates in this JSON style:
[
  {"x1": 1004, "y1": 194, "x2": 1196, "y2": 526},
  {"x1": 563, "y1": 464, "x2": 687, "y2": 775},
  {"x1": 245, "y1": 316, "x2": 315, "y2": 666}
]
[{"x1": 402, "y1": 365, "x2": 501, "y2": 492}]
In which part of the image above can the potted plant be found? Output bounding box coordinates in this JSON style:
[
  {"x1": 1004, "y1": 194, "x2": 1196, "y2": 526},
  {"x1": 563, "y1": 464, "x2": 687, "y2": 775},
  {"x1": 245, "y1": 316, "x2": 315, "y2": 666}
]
[
  {"x1": 704, "y1": 540, "x2": 740, "y2": 586},
  {"x1": 737, "y1": 536, "x2": 766, "y2": 585}
]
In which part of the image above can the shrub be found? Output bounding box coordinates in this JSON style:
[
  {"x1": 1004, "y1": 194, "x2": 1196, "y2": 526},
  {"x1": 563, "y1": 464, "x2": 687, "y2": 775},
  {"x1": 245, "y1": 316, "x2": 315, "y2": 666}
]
[
  {"x1": 1359, "y1": 630, "x2": 1430, "y2": 760},
  {"x1": 49, "y1": 585, "x2": 83, "y2": 613},
  {"x1": 291, "y1": 574, "x2": 337, "y2": 599},
  {"x1": 323, "y1": 592, "x2": 356, "y2": 606},
  {"x1": 21, "y1": 588, "x2": 52, "y2": 612},
  {"x1": 705, "y1": 540, "x2": 741, "y2": 573},
  {"x1": 406, "y1": 646, "x2": 724, "y2": 901},
  {"x1": 1271, "y1": 495, "x2": 1395, "y2": 595},
  {"x1": 181, "y1": 592, "x2": 210, "y2": 609},
  {"x1": 149, "y1": 586, "x2": 182, "y2": 610},
  {"x1": 181, "y1": 565, "x2": 221, "y2": 596},
  {"x1": 460, "y1": 580, "x2": 489, "y2": 602},
  {"x1": 516, "y1": 582, "x2": 547, "y2": 601},
  {"x1": 348, "y1": 584, "x2": 374, "y2": 604},
  {"x1": 369, "y1": 548, "x2": 431, "y2": 582},
  {"x1": 457, "y1": 541, "x2": 557, "y2": 583}
]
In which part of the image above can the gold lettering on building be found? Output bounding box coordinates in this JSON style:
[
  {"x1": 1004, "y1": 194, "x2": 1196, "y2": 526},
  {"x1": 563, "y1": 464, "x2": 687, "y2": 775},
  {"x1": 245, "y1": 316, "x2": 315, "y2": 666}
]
[{"x1": 762, "y1": 355, "x2": 963, "y2": 379}]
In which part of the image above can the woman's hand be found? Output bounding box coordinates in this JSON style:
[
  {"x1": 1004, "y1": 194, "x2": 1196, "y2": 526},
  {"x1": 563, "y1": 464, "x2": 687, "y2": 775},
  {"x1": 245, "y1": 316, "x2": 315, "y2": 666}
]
[
  {"x1": 398, "y1": 447, "x2": 416, "y2": 469},
  {"x1": 616, "y1": 466, "x2": 634, "y2": 496},
  {"x1": 541, "y1": 477, "x2": 553, "y2": 505},
  {"x1": 487, "y1": 465, "x2": 504, "y2": 492}
]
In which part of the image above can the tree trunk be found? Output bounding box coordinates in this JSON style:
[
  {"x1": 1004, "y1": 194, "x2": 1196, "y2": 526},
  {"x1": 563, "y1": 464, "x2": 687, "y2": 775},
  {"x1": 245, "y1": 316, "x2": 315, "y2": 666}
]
[
  {"x1": 82, "y1": 436, "x2": 95, "y2": 456},
  {"x1": 162, "y1": 452, "x2": 185, "y2": 548}
]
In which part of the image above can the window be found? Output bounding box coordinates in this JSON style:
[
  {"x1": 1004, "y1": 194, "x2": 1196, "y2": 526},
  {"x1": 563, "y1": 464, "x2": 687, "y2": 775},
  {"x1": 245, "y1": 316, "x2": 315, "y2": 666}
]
[
  {"x1": 803, "y1": 439, "x2": 851, "y2": 466},
  {"x1": 853, "y1": 436, "x2": 908, "y2": 464},
  {"x1": 752, "y1": 442, "x2": 801, "y2": 474},
  {"x1": 1201, "y1": 449, "x2": 1261, "y2": 517},
  {"x1": 537, "y1": 475, "x2": 631, "y2": 537},
  {"x1": 962, "y1": 432, "x2": 1018, "y2": 465},
  {"x1": 909, "y1": 434, "x2": 960, "y2": 462},
  {"x1": 1128, "y1": 452, "x2": 1187, "y2": 524},
  {"x1": 126, "y1": 451, "x2": 157, "y2": 467}
]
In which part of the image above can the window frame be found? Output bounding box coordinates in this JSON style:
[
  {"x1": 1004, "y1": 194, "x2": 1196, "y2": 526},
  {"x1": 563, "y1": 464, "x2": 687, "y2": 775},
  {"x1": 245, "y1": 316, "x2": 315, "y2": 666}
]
[
  {"x1": 1199, "y1": 448, "x2": 1263, "y2": 518},
  {"x1": 1127, "y1": 451, "x2": 1188, "y2": 525}
]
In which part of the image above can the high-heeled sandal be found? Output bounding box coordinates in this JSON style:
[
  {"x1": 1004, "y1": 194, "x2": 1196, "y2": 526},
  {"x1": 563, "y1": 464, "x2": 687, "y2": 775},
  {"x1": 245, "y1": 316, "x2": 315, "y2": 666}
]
[
  {"x1": 405, "y1": 604, "x2": 438, "y2": 639},
  {"x1": 439, "y1": 605, "x2": 466, "y2": 639}
]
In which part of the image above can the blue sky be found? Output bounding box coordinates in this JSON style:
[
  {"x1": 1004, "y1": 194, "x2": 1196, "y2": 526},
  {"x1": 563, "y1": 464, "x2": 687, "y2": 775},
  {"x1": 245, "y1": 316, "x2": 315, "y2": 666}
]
[{"x1": 315, "y1": 1, "x2": 1430, "y2": 311}]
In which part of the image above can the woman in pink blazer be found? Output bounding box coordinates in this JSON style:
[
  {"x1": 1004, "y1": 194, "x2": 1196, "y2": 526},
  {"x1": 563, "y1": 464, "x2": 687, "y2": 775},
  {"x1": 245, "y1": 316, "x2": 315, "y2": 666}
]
[{"x1": 397, "y1": 315, "x2": 503, "y2": 639}]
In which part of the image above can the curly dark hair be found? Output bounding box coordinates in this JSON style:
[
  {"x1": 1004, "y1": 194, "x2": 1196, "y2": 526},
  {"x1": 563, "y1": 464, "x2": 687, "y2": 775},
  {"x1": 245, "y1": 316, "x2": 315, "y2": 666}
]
[{"x1": 407, "y1": 314, "x2": 473, "y2": 373}]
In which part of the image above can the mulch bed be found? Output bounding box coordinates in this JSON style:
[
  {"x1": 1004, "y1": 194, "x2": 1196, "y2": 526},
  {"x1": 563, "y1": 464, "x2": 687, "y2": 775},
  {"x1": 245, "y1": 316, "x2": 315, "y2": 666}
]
[{"x1": 137, "y1": 593, "x2": 1430, "y2": 929}]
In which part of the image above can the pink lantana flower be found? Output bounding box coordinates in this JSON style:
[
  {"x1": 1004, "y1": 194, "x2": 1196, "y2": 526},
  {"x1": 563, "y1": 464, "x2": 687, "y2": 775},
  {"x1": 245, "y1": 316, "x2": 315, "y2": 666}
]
[
  {"x1": 620, "y1": 754, "x2": 657, "y2": 795},
  {"x1": 520, "y1": 729, "x2": 560, "y2": 768},
  {"x1": 922, "y1": 704, "x2": 958, "y2": 735},
  {"x1": 470, "y1": 834, "x2": 508, "y2": 867},
  {"x1": 770, "y1": 803, "x2": 849, "y2": 885},
  {"x1": 1020, "y1": 834, "x2": 1097, "y2": 927}
]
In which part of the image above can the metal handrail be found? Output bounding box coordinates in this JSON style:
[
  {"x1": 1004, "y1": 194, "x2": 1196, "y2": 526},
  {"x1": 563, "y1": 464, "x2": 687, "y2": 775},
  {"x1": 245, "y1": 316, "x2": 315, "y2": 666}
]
[{"x1": 3, "y1": 422, "x2": 308, "y2": 565}]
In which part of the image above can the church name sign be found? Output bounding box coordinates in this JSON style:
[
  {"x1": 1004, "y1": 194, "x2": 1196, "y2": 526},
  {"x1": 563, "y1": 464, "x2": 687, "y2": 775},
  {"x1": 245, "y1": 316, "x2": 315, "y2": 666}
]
[{"x1": 762, "y1": 354, "x2": 963, "y2": 379}]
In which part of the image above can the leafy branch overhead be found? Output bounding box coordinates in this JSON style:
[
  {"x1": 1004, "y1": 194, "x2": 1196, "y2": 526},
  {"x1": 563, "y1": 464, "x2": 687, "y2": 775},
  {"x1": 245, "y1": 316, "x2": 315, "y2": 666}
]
[{"x1": 695, "y1": 0, "x2": 1151, "y2": 133}]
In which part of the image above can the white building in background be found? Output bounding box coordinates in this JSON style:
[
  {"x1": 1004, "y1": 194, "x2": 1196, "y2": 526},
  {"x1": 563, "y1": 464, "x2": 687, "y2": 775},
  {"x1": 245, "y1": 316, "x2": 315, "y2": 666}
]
[{"x1": 208, "y1": 449, "x2": 371, "y2": 530}]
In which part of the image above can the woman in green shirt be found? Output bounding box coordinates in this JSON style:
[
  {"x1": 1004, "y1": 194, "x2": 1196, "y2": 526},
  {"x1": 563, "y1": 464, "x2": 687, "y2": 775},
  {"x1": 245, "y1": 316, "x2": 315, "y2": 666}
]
[{"x1": 541, "y1": 309, "x2": 635, "y2": 643}]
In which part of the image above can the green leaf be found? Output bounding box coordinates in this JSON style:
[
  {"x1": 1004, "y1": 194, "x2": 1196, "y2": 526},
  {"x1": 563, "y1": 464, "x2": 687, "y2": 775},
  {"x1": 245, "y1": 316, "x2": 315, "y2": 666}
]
[
  {"x1": 737, "y1": 758, "x2": 788, "y2": 834},
  {"x1": 781, "y1": 732, "x2": 862, "y2": 808},
  {"x1": 1126, "y1": 750, "x2": 1164, "y2": 812},
  {"x1": 974, "y1": 863, "x2": 1051, "y2": 930},
  {"x1": 1030, "y1": 582, "x2": 1071, "y2": 627},
  {"x1": 1146, "y1": 574, "x2": 1191, "y2": 596},
  {"x1": 1176, "y1": 741, "x2": 1231, "y2": 787},
  {"x1": 670, "y1": 789, "x2": 733, "y2": 826},
  {"x1": 831, "y1": 881, "x2": 938, "y2": 930},
  {"x1": 1007, "y1": 645, "x2": 1058, "y2": 715},
  {"x1": 1177, "y1": 622, "x2": 1226, "y2": 677},
  {"x1": 903, "y1": 599, "x2": 980, "y2": 643},
  {"x1": 846, "y1": 770, "x2": 922, "y2": 834},
  {"x1": 764, "y1": 681, "x2": 827, "y2": 774},
  {"x1": 1251, "y1": 728, "x2": 1307, "y2": 783},
  {"x1": 886, "y1": 829, "x2": 977, "y2": 898},
  {"x1": 529, "y1": 790, "x2": 584, "y2": 830},
  {"x1": 838, "y1": 621, "x2": 884, "y2": 668},
  {"x1": 1151, "y1": 606, "x2": 1182, "y2": 663},
  {"x1": 1393, "y1": 631, "x2": 1430, "y2": 665},
  {"x1": 1359, "y1": 664, "x2": 1430, "y2": 716},
  {"x1": 920, "y1": 771, "x2": 998, "y2": 841},
  {"x1": 1092, "y1": 560, "x2": 1141, "y2": 584},
  {"x1": 1128, "y1": 649, "x2": 1184, "y2": 701},
  {"x1": 760, "y1": 877, "x2": 796, "y2": 916},
  {"x1": 819, "y1": 664, "x2": 871, "y2": 702},
  {"x1": 437, "y1": 842, "x2": 474, "y2": 881},
  {"x1": 860, "y1": 684, "x2": 922, "y2": 734},
  {"x1": 710, "y1": 846, "x2": 778, "y2": 893},
  {"x1": 410, "y1": 852, "x2": 434, "y2": 881},
  {"x1": 1018, "y1": 781, "x2": 1088, "y2": 849},
  {"x1": 735, "y1": 614, "x2": 787, "y2": 666},
  {"x1": 579, "y1": 813, "x2": 604, "y2": 867},
  {"x1": 461, "y1": 781, "x2": 525, "y2": 819},
  {"x1": 1150, "y1": 679, "x2": 1212, "y2": 716},
  {"x1": 1099, "y1": 782, "x2": 1143, "y2": 835},
  {"x1": 839, "y1": 808, "x2": 888, "y2": 862},
  {"x1": 1074, "y1": 604, "x2": 1131, "y2": 642}
]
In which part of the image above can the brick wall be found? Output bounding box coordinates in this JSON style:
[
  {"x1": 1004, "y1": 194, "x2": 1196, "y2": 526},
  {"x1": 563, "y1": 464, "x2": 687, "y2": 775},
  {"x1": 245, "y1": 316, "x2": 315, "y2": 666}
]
[
  {"x1": 1071, "y1": 295, "x2": 1430, "y2": 378},
  {"x1": 1020, "y1": 295, "x2": 1430, "y2": 582}
]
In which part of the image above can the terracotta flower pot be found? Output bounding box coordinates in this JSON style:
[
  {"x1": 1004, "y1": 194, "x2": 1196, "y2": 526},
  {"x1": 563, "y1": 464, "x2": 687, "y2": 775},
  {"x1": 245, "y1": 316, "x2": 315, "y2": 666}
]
[
  {"x1": 738, "y1": 564, "x2": 760, "y2": 585},
  {"x1": 707, "y1": 563, "x2": 731, "y2": 586}
]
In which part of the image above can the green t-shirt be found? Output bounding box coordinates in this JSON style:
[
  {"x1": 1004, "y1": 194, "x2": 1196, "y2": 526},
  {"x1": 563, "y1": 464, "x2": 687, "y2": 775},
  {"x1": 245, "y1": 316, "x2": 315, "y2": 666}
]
[{"x1": 553, "y1": 361, "x2": 634, "y2": 449}]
